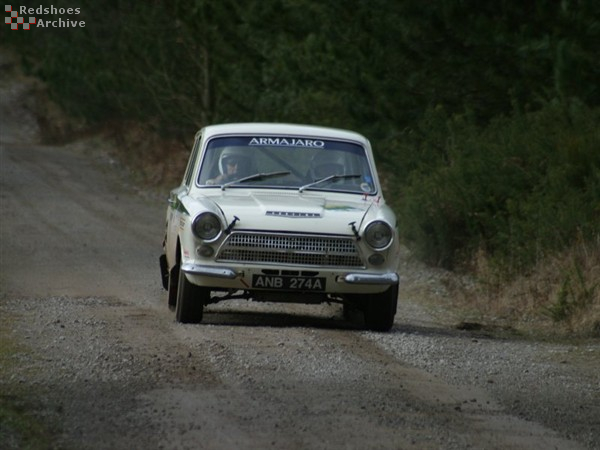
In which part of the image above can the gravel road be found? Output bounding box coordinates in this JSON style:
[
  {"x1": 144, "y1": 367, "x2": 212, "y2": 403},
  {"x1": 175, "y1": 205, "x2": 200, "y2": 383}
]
[{"x1": 1, "y1": 54, "x2": 598, "y2": 450}]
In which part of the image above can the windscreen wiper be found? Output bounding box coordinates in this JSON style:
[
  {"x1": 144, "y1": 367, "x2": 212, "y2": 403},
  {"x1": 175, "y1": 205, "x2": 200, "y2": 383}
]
[
  {"x1": 221, "y1": 171, "x2": 291, "y2": 190},
  {"x1": 298, "y1": 174, "x2": 360, "y2": 193}
]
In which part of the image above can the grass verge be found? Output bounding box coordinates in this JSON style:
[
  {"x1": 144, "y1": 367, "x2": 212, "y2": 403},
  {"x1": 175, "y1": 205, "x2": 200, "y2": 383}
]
[
  {"x1": 451, "y1": 238, "x2": 600, "y2": 338},
  {"x1": 0, "y1": 309, "x2": 58, "y2": 450}
]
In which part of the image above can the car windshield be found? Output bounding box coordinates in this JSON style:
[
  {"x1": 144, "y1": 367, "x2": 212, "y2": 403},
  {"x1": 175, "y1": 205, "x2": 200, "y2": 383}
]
[{"x1": 197, "y1": 136, "x2": 376, "y2": 194}]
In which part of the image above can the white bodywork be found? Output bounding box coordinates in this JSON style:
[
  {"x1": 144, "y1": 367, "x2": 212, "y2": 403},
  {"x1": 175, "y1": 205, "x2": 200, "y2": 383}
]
[{"x1": 161, "y1": 123, "x2": 400, "y2": 329}]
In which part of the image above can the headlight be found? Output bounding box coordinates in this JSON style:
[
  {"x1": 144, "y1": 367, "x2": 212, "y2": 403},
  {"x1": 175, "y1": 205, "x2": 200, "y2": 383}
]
[
  {"x1": 192, "y1": 212, "x2": 222, "y2": 241},
  {"x1": 364, "y1": 221, "x2": 393, "y2": 249}
]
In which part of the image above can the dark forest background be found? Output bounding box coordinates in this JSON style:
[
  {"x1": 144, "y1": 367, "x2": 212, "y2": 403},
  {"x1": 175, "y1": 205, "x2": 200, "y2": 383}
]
[{"x1": 4, "y1": 0, "x2": 599, "y2": 330}]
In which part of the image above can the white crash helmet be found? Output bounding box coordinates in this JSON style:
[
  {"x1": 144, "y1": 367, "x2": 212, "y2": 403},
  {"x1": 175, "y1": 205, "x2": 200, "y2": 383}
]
[
  {"x1": 309, "y1": 151, "x2": 346, "y2": 180},
  {"x1": 218, "y1": 147, "x2": 252, "y2": 176}
]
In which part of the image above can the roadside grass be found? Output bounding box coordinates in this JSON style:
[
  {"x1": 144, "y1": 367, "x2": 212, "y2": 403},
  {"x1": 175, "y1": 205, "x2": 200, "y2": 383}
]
[
  {"x1": 0, "y1": 396, "x2": 57, "y2": 450},
  {"x1": 450, "y1": 238, "x2": 600, "y2": 338},
  {"x1": 0, "y1": 310, "x2": 57, "y2": 450}
]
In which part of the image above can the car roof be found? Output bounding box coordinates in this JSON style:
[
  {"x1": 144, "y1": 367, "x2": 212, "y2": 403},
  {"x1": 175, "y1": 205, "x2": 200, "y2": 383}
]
[{"x1": 198, "y1": 123, "x2": 370, "y2": 145}]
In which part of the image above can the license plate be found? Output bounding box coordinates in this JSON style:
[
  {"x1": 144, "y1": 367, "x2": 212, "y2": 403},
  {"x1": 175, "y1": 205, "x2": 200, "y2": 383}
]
[{"x1": 252, "y1": 275, "x2": 326, "y2": 291}]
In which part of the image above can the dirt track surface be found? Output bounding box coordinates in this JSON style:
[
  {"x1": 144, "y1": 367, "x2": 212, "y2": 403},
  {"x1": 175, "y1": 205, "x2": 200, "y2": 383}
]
[{"x1": 1, "y1": 57, "x2": 599, "y2": 450}]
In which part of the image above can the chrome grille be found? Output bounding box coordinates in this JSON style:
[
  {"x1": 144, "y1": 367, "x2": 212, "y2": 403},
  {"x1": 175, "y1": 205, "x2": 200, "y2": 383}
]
[
  {"x1": 266, "y1": 211, "x2": 321, "y2": 218},
  {"x1": 217, "y1": 232, "x2": 364, "y2": 267}
]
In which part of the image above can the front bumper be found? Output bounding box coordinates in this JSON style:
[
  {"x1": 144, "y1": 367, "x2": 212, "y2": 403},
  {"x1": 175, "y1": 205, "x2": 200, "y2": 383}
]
[{"x1": 181, "y1": 262, "x2": 398, "y2": 289}]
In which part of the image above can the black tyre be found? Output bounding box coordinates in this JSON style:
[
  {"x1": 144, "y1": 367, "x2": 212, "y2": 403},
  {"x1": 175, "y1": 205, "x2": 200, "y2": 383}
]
[
  {"x1": 342, "y1": 294, "x2": 363, "y2": 322},
  {"x1": 175, "y1": 271, "x2": 207, "y2": 324},
  {"x1": 362, "y1": 285, "x2": 398, "y2": 332},
  {"x1": 159, "y1": 254, "x2": 169, "y2": 290},
  {"x1": 167, "y1": 264, "x2": 179, "y2": 308}
]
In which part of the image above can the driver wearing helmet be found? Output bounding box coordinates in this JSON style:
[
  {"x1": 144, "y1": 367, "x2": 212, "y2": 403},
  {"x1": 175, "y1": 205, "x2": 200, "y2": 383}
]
[
  {"x1": 309, "y1": 151, "x2": 346, "y2": 180},
  {"x1": 207, "y1": 147, "x2": 251, "y2": 184}
]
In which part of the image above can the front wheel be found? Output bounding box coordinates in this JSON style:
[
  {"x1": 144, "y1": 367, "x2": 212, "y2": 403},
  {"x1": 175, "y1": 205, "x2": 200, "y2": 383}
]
[
  {"x1": 362, "y1": 285, "x2": 398, "y2": 332},
  {"x1": 175, "y1": 271, "x2": 208, "y2": 324}
]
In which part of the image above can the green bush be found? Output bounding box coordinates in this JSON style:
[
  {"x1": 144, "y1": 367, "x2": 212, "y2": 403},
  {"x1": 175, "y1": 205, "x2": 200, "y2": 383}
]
[{"x1": 392, "y1": 100, "x2": 600, "y2": 273}]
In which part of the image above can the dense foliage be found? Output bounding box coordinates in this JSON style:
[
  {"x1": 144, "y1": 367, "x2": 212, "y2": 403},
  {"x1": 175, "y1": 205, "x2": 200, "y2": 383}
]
[
  {"x1": 393, "y1": 101, "x2": 599, "y2": 270},
  {"x1": 4, "y1": 0, "x2": 599, "y2": 275}
]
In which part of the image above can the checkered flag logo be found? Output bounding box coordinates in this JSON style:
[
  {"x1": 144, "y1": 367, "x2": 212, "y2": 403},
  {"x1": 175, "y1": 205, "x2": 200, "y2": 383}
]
[{"x1": 5, "y1": 5, "x2": 36, "y2": 30}]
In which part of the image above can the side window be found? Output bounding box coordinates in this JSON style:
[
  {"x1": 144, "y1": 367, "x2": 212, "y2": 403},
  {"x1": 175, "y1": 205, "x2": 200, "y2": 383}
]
[{"x1": 183, "y1": 134, "x2": 202, "y2": 187}]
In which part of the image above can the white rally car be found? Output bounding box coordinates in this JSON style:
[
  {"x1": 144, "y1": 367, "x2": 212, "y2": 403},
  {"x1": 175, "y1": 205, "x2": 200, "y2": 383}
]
[{"x1": 159, "y1": 123, "x2": 400, "y2": 331}]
